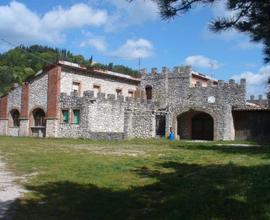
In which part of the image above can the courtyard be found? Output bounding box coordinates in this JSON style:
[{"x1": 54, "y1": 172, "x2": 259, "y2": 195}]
[{"x1": 0, "y1": 137, "x2": 269, "y2": 219}]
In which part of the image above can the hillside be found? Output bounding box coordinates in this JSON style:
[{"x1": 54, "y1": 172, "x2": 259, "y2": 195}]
[{"x1": 0, "y1": 45, "x2": 140, "y2": 96}]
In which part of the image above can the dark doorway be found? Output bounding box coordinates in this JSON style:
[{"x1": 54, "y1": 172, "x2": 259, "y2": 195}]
[
  {"x1": 10, "y1": 109, "x2": 20, "y2": 127},
  {"x1": 192, "y1": 113, "x2": 213, "y2": 140},
  {"x1": 33, "y1": 108, "x2": 46, "y2": 127},
  {"x1": 31, "y1": 108, "x2": 46, "y2": 137},
  {"x1": 156, "y1": 114, "x2": 166, "y2": 137},
  {"x1": 145, "y1": 85, "x2": 152, "y2": 100}
]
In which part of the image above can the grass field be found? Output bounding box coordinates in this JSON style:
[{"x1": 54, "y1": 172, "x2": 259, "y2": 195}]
[{"x1": 0, "y1": 137, "x2": 270, "y2": 220}]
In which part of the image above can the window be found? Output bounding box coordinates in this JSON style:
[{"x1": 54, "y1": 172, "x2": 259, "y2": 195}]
[
  {"x1": 93, "y1": 84, "x2": 101, "y2": 95},
  {"x1": 116, "y1": 88, "x2": 122, "y2": 96},
  {"x1": 145, "y1": 85, "x2": 152, "y2": 100},
  {"x1": 128, "y1": 90, "x2": 134, "y2": 98},
  {"x1": 73, "y1": 110, "x2": 80, "y2": 125},
  {"x1": 62, "y1": 110, "x2": 69, "y2": 123},
  {"x1": 10, "y1": 109, "x2": 20, "y2": 127},
  {"x1": 32, "y1": 108, "x2": 46, "y2": 127},
  {"x1": 72, "y1": 82, "x2": 81, "y2": 94}
]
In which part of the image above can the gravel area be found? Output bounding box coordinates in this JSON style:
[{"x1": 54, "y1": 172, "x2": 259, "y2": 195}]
[{"x1": 0, "y1": 157, "x2": 25, "y2": 219}]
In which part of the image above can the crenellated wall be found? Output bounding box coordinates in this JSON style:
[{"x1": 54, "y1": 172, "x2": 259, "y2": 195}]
[
  {"x1": 140, "y1": 67, "x2": 246, "y2": 140},
  {"x1": 57, "y1": 90, "x2": 157, "y2": 139}
]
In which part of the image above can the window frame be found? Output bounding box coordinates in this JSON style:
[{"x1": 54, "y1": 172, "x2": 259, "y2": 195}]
[
  {"x1": 116, "y1": 88, "x2": 123, "y2": 96},
  {"x1": 61, "y1": 109, "x2": 70, "y2": 124},
  {"x1": 72, "y1": 81, "x2": 82, "y2": 95},
  {"x1": 72, "y1": 109, "x2": 81, "y2": 125}
]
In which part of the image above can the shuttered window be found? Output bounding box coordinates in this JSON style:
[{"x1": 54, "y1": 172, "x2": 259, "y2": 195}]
[
  {"x1": 62, "y1": 110, "x2": 69, "y2": 123},
  {"x1": 73, "y1": 110, "x2": 80, "y2": 125}
]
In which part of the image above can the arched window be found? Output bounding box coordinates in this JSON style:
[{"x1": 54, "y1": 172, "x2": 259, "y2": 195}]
[
  {"x1": 10, "y1": 109, "x2": 20, "y2": 127},
  {"x1": 32, "y1": 108, "x2": 46, "y2": 127},
  {"x1": 145, "y1": 85, "x2": 152, "y2": 100}
]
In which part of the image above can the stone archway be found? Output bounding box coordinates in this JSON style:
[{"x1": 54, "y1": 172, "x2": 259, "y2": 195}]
[
  {"x1": 30, "y1": 108, "x2": 46, "y2": 137},
  {"x1": 176, "y1": 109, "x2": 215, "y2": 140}
]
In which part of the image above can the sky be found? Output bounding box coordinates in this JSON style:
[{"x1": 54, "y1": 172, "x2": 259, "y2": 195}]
[{"x1": 0, "y1": 0, "x2": 269, "y2": 98}]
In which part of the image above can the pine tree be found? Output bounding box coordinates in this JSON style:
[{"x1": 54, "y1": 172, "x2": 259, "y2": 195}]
[{"x1": 137, "y1": 0, "x2": 270, "y2": 63}]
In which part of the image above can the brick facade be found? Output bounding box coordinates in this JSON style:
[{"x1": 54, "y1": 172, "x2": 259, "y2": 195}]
[
  {"x1": 21, "y1": 83, "x2": 30, "y2": 119},
  {"x1": 47, "y1": 66, "x2": 61, "y2": 119},
  {"x1": 0, "y1": 95, "x2": 8, "y2": 119}
]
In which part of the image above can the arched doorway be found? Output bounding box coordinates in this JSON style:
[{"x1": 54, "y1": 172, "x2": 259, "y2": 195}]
[
  {"x1": 31, "y1": 108, "x2": 46, "y2": 137},
  {"x1": 177, "y1": 110, "x2": 214, "y2": 140},
  {"x1": 10, "y1": 109, "x2": 20, "y2": 127},
  {"x1": 192, "y1": 113, "x2": 213, "y2": 140}
]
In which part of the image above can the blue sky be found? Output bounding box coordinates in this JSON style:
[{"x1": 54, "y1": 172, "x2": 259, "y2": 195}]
[{"x1": 0, "y1": 0, "x2": 269, "y2": 97}]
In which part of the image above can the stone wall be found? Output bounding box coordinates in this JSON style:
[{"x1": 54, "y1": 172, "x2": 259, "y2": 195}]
[
  {"x1": 60, "y1": 69, "x2": 139, "y2": 97},
  {"x1": 141, "y1": 67, "x2": 246, "y2": 140},
  {"x1": 59, "y1": 91, "x2": 157, "y2": 139},
  {"x1": 29, "y1": 73, "x2": 48, "y2": 113},
  {"x1": 9, "y1": 127, "x2": 19, "y2": 137},
  {"x1": 130, "y1": 110, "x2": 156, "y2": 138},
  {"x1": 8, "y1": 87, "x2": 22, "y2": 112}
]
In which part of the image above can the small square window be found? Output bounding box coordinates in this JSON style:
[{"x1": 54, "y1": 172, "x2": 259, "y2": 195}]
[
  {"x1": 116, "y1": 88, "x2": 122, "y2": 96},
  {"x1": 62, "y1": 110, "x2": 69, "y2": 123},
  {"x1": 72, "y1": 82, "x2": 80, "y2": 93},
  {"x1": 128, "y1": 90, "x2": 134, "y2": 98},
  {"x1": 73, "y1": 110, "x2": 80, "y2": 125},
  {"x1": 93, "y1": 84, "x2": 101, "y2": 95}
]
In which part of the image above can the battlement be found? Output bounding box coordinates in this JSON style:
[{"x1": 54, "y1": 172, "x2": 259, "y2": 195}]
[
  {"x1": 141, "y1": 66, "x2": 192, "y2": 78},
  {"x1": 60, "y1": 90, "x2": 160, "y2": 109},
  {"x1": 192, "y1": 78, "x2": 246, "y2": 89}
]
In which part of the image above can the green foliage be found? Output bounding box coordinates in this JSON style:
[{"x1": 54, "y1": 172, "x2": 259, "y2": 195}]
[{"x1": 0, "y1": 45, "x2": 140, "y2": 96}]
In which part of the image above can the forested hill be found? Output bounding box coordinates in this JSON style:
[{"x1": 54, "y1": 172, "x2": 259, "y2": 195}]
[{"x1": 0, "y1": 45, "x2": 140, "y2": 96}]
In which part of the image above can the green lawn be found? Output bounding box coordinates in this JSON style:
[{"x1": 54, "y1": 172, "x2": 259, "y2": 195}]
[{"x1": 0, "y1": 137, "x2": 270, "y2": 220}]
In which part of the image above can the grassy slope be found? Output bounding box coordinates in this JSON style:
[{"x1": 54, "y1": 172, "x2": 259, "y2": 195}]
[{"x1": 0, "y1": 137, "x2": 269, "y2": 220}]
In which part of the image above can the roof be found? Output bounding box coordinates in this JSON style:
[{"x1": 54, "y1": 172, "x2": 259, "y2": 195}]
[
  {"x1": 191, "y1": 70, "x2": 217, "y2": 82},
  {"x1": 26, "y1": 60, "x2": 141, "y2": 84},
  {"x1": 233, "y1": 103, "x2": 270, "y2": 111},
  {"x1": 58, "y1": 61, "x2": 141, "y2": 83}
]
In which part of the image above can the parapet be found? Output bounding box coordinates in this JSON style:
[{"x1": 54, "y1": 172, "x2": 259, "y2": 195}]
[
  {"x1": 60, "y1": 90, "x2": 160, "y2": 110},
  {"x1": 142, "y1": 65, "x2": 193, "y2": 79}
]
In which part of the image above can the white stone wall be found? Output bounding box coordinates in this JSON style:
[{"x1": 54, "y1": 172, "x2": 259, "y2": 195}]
[
  {"x1": 9, "y1": 127, "x2": 19, "y2": 137},
  {"x1": 29, "y1": 74, "x2": 48, "y2": 113},
  {"x1": 131, "y1": 111, "x2": 156, "y2": 138},
  {"x1": 8, "y1": 87, "x2": 22, "y2": 111},
  {"x1": 60, "y1": 71, "x2": 138, "y2": 97},
  {"x1": 88, "y1": 101, "x2": 125, "y2": 133},
  {"x1": 19, "y1": 120, "x2": 29, "y2": 136},
  {"x1": 0, "y1": 120, "x2": 8, "y2": 135}
]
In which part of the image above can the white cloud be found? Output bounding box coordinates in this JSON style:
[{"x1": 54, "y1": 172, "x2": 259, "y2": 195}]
[
  {"x1": 82, "y1": 36, "x2": 154, "y2": 60},
  {"x1": 104, "y1": 0, "x2": 159, "y2": 31},
  {"x1": 81, "y1": 36, "x2": 107, "y2": 52},
  {"x1": 110, "y1": 38, "x2": 154, "y2": 59},
  {"x1": 185, "y1": 55, "x2": 220, "y2": 69},
  {"x1": 231, "y1": 65, "x2": 270, "y2": 97},
  {"x1": 0, "y1": 1, "x2": 108, "y2": 44},
  {"x1": 41, "y1": 4, "x2": 108, "y2": 30}
]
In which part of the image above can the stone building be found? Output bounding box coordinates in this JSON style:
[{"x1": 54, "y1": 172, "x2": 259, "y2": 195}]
[{"x1": 0, "y1": 61, "x2": 270, "y2": 141}]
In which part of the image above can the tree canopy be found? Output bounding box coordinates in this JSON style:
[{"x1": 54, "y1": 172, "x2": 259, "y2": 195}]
[
  {"x1": 0, "y1": 45, "x2": 140, "y2": 96},
  {"x1": 139, "y1": 0, "x2": 270, "y2": 63}
]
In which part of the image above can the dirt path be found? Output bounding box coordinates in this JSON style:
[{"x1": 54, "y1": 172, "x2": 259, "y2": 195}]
[{"x1": 0, "y1": 157, "x2": 25, "y2": 219}]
